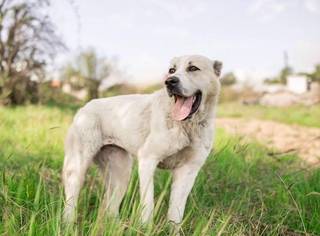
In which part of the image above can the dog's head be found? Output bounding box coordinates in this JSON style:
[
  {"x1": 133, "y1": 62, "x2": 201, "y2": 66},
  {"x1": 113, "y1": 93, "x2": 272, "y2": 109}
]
[{"x1": 165, "y1": 55, "x2": 222, "y2": 121}]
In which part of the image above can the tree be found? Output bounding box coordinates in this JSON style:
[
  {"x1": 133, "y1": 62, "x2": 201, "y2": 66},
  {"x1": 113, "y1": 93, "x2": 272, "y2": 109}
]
[
  {"x1": 221, "y1": 72, "x2": 237, "y2": 86},
  {"x1": 263, "y1": 77, "x2": 280, "y2": 84},
  {"x1": 308, "y1": 64, "x2": 320, "y2": 82},
  {"x1": 0, "y1": 0, "x2": 64, "y2": 105},
  {"x1": 279, "y1": 66, "x2": 293, "y2": 84},
  {"x1": 263, "y1": 66, "x2": 293, "y2": 84},
  {"x1": 61, "y1": 49, "x2": 110, "y2": 100}
]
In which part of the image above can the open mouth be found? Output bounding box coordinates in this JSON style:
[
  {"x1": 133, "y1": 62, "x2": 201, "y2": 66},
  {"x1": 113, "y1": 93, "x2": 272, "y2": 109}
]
[{"x1": 171, "y1": 90, "x2": 202, "y2": 121}]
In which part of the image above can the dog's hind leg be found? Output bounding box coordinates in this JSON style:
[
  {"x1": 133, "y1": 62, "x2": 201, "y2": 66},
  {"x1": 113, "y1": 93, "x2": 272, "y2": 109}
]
[
  {"x1": 95, "y1": 145, "x2": 132, "y2": 217},
  {"x1": 62, "y1": 114, "x2": 103, "y2": 222}
]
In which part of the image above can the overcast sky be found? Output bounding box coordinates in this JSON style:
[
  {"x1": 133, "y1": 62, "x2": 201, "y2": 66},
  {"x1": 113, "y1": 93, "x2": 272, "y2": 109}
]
[{"x1": 49, "y1": 0, "x2": 320, "y2": 84}]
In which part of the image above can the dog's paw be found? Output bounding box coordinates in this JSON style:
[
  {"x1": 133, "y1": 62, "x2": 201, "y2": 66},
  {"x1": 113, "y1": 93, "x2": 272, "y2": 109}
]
[{"x1": 168, "y1": 220, "x2": 183, "y2": 236}]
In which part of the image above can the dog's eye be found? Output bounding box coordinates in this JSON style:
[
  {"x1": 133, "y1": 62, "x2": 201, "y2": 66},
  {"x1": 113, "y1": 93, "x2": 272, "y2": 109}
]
[
  {"x1": 187, "y1": 65, "x2": 200, "y2": 72},
  {"x1": 168, "y1": 68, "x2": 176, "y2": 74}
]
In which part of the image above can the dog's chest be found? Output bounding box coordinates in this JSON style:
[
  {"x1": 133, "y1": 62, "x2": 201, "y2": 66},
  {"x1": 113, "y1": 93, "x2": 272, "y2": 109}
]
[
  {"x1": 157, "y1": 121, "x2": 212, "y2": 170},
  {"x1": 157, "y1": 146, "x2": 192, "y2": 169}
]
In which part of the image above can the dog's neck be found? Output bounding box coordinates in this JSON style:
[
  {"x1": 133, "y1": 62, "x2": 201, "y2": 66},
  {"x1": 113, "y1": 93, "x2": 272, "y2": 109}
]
[{"x1": 188, "y1": 91, "x2": 219, "y2": 125}]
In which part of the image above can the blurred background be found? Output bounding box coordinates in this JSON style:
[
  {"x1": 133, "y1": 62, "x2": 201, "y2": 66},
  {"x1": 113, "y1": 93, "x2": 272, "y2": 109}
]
[
  {"x1": 1, "y1": 1, "x2": 320, "y2": 234},
  {"x1": 1, "y1": 0, "x2": 320, "y2": 163},
  {"x1": 0, "y1": 0, "x2": 319, "y2": 106}
]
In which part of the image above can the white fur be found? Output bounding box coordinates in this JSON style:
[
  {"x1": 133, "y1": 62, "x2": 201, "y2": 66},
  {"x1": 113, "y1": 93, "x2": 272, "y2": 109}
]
[{"x1": 62, "y1": 55, "x2": 222, "y2": 224}]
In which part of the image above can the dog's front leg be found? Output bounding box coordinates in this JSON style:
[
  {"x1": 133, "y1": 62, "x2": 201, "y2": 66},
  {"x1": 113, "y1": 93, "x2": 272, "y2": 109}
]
[
  {"x1": 138, "y1": 156, "x2": 158, "y2": 223},
  {"x1": 168, "y1": 148, "x2": 209, "y2": 224}
]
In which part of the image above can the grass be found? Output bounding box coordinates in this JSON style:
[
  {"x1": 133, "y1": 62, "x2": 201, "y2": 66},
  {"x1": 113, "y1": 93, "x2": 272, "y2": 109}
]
[
  {"x1": 218, "y1": 102, "x2": 320, "y2": 128},
  {"x1": 0, "y1": 105, "x2": 320, "y2": 235}
]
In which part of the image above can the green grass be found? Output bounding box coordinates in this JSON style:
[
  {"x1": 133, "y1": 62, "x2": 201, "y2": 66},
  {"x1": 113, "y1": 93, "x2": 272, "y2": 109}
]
[
  {"x1": 218, "y1": 102, "x2": 320, "y2": 128},
  {"x1": 0, "y1": 105, "x2": 320, "y2": 235}
]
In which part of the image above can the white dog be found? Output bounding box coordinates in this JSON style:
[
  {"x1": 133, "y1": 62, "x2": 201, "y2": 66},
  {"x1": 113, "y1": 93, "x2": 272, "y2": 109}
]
[{"x1": 62, "y1": 55, "x2": 222, "y2": 224}]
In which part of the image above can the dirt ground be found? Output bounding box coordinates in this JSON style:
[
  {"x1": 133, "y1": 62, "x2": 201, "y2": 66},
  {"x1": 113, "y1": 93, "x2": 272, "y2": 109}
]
[{"x1": 217, "y1": 118, "x2": 320, "y2": 165}]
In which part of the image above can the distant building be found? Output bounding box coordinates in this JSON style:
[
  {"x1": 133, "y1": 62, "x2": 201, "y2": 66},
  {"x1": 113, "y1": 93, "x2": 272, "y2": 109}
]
[
  {"x1": 242, "y1": 74, "x2": 319, "y2": 107},
  {"x1": 286, "y1": 75, "x2": 310, "y2": 94}
]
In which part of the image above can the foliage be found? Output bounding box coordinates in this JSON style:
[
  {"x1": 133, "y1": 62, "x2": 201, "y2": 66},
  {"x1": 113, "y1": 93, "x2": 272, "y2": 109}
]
[
  {"x1": 263, "y1": 77, "x2": 281, "y2": 84},
  {"x1": 221, "y1": 72, "x2": 237, "y2": 86},
  {"x1": 264, "y1": 66, "x2": 293, "y2": 85},
  {"x1": 61, "y1": 49, "x2": 110, "y2": 101},
  {"x1": 0, "y1": 105, "x2": 319, "y2": 235},
  {"x1": 38, "y1": 82, "x2": 83, "y2": 108},
  {"x1": 101, "y1": 83, "x2": 162, "y2": 97},
  {"x1": 101, "y1": 84, "x2": 140, "y2": 97},
  {"x1": 141, "y1": 83, "x2": 162, "y2": 94},
  {"x1": 302, "y1": 64, "x2": 320, "y2": 83},
  {"x1": 0, "y1": 0, "x2": 64, "y2": 105},
  {"x1": 279, "y1": 66, "x2": 293, "y2": 84}
]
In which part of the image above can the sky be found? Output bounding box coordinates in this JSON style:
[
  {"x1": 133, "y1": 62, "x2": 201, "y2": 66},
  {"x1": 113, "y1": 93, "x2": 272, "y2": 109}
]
[{"x1": 49, "y1": 0, "x2": 320, "y2": 85}]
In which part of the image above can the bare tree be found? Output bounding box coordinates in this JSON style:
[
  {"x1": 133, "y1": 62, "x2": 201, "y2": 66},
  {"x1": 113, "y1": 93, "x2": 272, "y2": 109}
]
[{"x1": 0, "y1": 0, "x2": 64, "y2": 104}]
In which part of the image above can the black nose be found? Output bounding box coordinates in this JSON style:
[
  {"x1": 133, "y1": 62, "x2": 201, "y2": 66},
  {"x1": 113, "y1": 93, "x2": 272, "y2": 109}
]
[{"x1": 165, "y1": 76, "x2": 179, "y2": 87}]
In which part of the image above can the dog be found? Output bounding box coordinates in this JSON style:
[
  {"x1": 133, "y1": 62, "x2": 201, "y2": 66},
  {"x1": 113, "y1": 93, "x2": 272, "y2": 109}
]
[{"x1": 62, "y1": 55, "x2": 222, "y2": 224}]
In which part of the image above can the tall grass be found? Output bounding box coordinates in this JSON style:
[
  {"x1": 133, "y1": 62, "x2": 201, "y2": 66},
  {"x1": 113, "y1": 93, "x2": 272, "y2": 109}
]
[{"x1": 0, "y1": 105, "x2": 319, "y2": 235}]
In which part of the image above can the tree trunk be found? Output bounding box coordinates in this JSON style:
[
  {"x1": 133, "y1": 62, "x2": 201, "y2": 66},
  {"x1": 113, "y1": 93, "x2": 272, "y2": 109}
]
[{"x1": 86, "y1": 78, "x2": 100, "y2": 101}]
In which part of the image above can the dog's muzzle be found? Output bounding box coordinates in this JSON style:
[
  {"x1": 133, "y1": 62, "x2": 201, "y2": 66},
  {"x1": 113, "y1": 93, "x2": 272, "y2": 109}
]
[{"x1": 165, "y1": 76, "x2": 180, "y2": 96}]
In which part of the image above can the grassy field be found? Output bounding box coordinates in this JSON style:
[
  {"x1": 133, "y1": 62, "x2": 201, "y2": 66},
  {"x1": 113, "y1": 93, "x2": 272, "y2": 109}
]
[
  {"x1": 218, "y1": 102, "x2": 320, "y2": 128},
  {"x1": 0, "y1": 105, "x2": 320, "y2": 235}
]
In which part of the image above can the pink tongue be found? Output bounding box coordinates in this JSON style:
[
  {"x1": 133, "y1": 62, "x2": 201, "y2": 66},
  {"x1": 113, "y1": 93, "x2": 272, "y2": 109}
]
[{"x1": 172, "y1": 96, "x2": 194, "y2": 121}]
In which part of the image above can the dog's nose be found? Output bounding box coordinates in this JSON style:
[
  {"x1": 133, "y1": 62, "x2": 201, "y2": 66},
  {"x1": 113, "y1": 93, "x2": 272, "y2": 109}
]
[{"x1": 165, "y1": 76, "x2": 180, "y2": 87}]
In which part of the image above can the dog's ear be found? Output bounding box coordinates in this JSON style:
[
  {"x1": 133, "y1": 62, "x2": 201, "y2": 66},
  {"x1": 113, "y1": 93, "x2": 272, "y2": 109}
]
[{"x1": 213, "y1": 60, "x2": 223, "y2": 77}]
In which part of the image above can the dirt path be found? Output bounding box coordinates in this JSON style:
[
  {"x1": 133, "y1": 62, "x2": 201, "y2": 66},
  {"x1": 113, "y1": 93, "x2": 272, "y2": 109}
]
[{"x1": 216, "y1": 118, "x2": 320, "y2": 165}]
